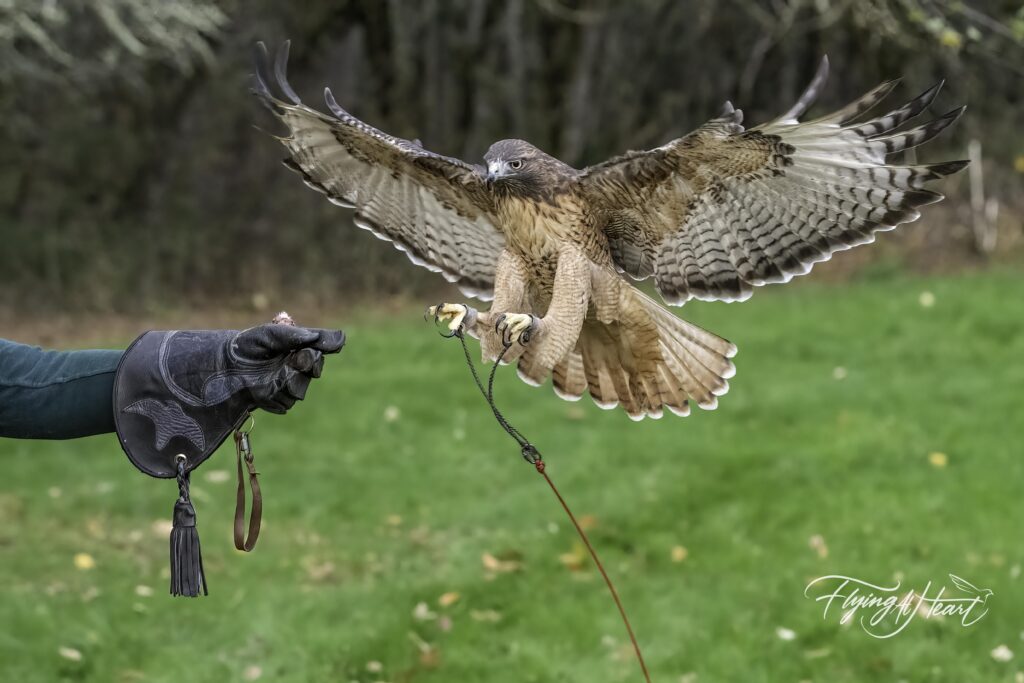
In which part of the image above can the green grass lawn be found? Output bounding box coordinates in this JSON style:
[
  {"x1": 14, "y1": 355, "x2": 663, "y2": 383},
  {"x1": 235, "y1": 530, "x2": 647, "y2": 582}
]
[{"x1": 2, "y1": 269, "x2": 1023, "y2": 682}]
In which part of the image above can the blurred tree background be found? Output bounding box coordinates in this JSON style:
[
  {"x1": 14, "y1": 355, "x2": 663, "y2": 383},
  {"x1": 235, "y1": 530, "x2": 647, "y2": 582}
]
[{"x1": 1, "y1": 0, "x2": 1021, "y2": 314}]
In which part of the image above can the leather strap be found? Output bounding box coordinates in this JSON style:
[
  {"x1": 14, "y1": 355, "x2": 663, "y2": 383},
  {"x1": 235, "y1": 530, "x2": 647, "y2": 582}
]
[{"x1": 233, "y1": 430, "x2": 262, "y2": 551}]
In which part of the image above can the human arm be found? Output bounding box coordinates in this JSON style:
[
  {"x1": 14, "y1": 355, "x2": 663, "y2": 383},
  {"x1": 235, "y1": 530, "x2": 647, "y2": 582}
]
[{"x1": 0, "y1": 339, "x2": 121, "y2": 439}]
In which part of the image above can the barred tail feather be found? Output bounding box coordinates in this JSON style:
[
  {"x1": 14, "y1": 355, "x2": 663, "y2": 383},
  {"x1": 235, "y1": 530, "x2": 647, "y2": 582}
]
[
  {"x1": 556, "y1": 299, "x2": 735, "y2": 420},
  {"x1": 552, "y1": 350, "x2": 587, "y2": 401}
]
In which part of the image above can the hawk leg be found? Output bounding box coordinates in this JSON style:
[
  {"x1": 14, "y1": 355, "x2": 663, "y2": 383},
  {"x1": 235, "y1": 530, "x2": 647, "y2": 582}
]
[
  {"x1": 426, "y1": 248, "x2": 532, "y2": 362},
  {"x1": 428, "y1": 245, "x2": 591, "y2": 378},
  {"x1": 511, "y1": 244, "x2": 591, "y2": 378}
]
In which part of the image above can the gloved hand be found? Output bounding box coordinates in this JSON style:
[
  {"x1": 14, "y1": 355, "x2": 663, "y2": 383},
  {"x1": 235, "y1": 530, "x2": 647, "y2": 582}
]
[
  {"x1": 161, "y1": 324, "x2": 346, "y2": 414},
  {"x1": 232, "y1": 324, "x2": 341, "y2": 413},
  {"x1": 114, "y1": 323, "x2": 345, "y2": 477}
]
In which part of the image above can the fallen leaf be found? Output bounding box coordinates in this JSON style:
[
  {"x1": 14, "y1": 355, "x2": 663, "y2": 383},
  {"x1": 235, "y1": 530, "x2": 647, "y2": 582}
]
[
  {"x1": 85, "y1": 518, "x2": 105, "y2": 538},
  {"x1": 73, "y1": 553, "x2": 95, "y2": 570},
  {"x1": 481, "y1": 552, "x2": 522, "y2": 574},
  {"x1": 203, "y1": 469, "x2": 230, "y2": 484},
  {"x1": 303, "y1": 558, "x2": 336, "y2": 583},
  {"x1": 559, "y1": 542, "x2": 587, "y2": 572},
  {"x1": 671, "y1": 545, "x2": 688, "y2": 563},
  {"x1": 44, "y1": 582, "x2": 66, "y2": 597},
  {"x1": 58, "y1": 646, "x2": 82, "y2": 662},
  {"x1": 366, "y1": 661, "x2": 383, "y2": 673},
  {"x1": 151, "y1": 519, "x2": 173, "y2": 537},
  {"x1": 413, "y1": 602, "x2": 437, "y2": 621},
  {"x1": 383, "y1": 405, "x2": 401, "y2": 422},
  {"x1": 919, "y1": 291, "x2": 936, "y2": 308},
  {"x1": 808, "y1": 534, "x2": 829, "y2": 559},
  {"x1": 470, "y1": 609, "x2": 502, "y2": 623},
  {"x1": 135, "y1": 585, "x2": 153, "y2": 597},
  {"x1": 992, "y1": 644, "x2": 1014, "y2": 662},
  {"x1": 408, "y1": 630, "x2": 432, "y2": 653},
  {"x1": 832, "y1": 366, "x2": 848, "y2": 380},
  {"x1": 243, "y1": 664, "x2": 262, "y2": 680},
  {"x1": 928, "y1": 452, "x2": 948, "y2": 468},
  {"x1": 612, "y1": 643, "x2": 636, "y2": 662},
  {"x1": 438, "y1": 591, "x2": 460, "y2": 607},
  {"x1": 419, "y1": 648, "x2": 440, "y2": 668},
  {"x1": 776, "y1": 627, "x2": 797, "y2": 641},
  {"x1": 408, "y1": 525, "x2": 431, "y2": 545}
]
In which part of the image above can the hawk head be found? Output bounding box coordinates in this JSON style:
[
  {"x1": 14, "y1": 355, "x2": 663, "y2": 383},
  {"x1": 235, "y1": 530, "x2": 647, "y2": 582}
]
[{"x1": 484, "y1": 139, "x2": 573, "y2": 198}]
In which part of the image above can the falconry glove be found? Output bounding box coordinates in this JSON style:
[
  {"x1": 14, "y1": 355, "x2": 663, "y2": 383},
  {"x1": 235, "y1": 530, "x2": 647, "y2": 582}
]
[{"x1": 113, "y1": 321, "x2": 345, "y2": 596}]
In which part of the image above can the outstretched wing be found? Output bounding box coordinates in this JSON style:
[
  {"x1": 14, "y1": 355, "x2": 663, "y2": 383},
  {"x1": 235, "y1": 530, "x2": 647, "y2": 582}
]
[
  {"x1": 581, "y1": 57, "x2": 967, "y2": 304},
  {"x1": 252, "y1": 42, "x2": 505, "y2": 300},
  {"x1": 949, "y1": 574, "x2": 981, "y2": 594}
]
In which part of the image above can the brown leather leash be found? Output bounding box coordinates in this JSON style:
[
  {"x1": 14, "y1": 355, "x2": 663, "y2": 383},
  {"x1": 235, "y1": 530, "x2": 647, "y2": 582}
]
[
  {"x1": 445, "y1": 324, "x2": 652, "y2": 683},
  {"x1": 233, "y1": 424, "x2": 262, "y2": 552},
  {"x1": 229, "y1": 312, "x2": 290, "y2": 552}
]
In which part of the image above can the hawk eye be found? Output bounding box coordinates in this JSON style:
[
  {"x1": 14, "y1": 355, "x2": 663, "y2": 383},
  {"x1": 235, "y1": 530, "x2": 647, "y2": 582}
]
[{"x1": 508, "y1": 159, "x2": 523, "y2": 170}]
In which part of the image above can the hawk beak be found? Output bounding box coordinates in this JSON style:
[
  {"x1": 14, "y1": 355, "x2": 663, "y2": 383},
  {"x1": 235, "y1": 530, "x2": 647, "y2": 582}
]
[{"x1": 486, "y1": 162, "x2": 503, "y2": 184}]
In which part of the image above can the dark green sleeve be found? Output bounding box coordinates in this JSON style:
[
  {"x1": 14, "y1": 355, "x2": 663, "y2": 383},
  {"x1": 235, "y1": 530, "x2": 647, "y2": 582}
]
[{"x1": 0, "y1": 339, "x2": 123, "y2": 439}]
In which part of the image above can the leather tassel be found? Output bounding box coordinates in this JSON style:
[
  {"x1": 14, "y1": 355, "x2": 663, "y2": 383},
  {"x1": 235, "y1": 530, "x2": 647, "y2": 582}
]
[{"x1": 170, "y1": 466, "x2": 208, "y2": 597}]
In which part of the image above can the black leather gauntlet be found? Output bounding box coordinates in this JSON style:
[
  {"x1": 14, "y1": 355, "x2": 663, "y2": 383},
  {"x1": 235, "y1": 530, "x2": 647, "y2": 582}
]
[
  {"x1": 114, "y1": 324, "x2": 343, "y2": 476},
  {"x1": 112, "y1": 322, "x2": 344, "y2": 596}
]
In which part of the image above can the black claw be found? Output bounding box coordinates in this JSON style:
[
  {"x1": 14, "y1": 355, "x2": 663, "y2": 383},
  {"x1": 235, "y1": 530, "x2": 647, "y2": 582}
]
[
  {"x1": 519, "y1": 315, "x2": 539, "y2": 346},
  {"x1": 425, "y1": 302, "x2": 446, "y2": 327},
  {"x1": 494, "y1": 313, "x2": 507, "y2": 336}
]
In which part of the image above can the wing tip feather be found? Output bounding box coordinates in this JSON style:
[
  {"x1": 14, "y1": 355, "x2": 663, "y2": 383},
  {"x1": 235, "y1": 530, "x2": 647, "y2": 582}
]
[
  {"x1": 779, "y1": 54, "x2": 830, "y2": 123},
  {"x1": 324, "y1": 87, "x2": 347, "y2": 119},
  {"x1": 929, "y1": 159, "x2": 970, "y2": 176},
  {"x1": 273, "y1": 40, "x2": 302, "y2": 105}
]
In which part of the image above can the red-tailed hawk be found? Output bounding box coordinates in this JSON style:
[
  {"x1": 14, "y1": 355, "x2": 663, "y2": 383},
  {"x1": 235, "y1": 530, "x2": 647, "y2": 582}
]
[{"x1": 253, "y1": 42, "x2": 965, "y2": 420}]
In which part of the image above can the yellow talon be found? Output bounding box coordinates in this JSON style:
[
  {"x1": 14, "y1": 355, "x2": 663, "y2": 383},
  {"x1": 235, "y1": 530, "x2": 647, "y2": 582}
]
[
  {"x1": 496, "y1": 312, "x2": 537, "y2": 345},
  {"x1": 428, "y1": 303, "x2": 469, "y2": 332}
]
